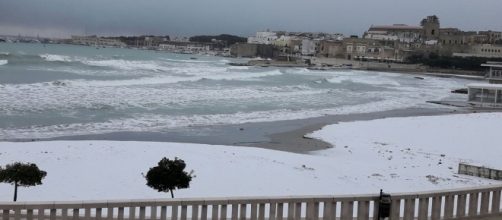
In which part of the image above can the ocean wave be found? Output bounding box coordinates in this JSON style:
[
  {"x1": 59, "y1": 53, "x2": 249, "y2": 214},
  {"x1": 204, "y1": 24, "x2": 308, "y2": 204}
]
[
  {"x1": 81, "y1": 59, "x2": 171, "y2": 72},
  {"x1": 0, "y1": 60, "x2": 7, "y2": 65},
  {"x1": 0, "y1": 52, "x2": 10, "y2": 56},
  {"x1": 160, "y1": 58, "x2": 215, "y2": 63},
  {"x1": 39, "y1": 54, "x2": 73, "y2": 62},
  {"x1": 0, "y1": 96, "x2": 437, "y2": 140},
  {"x1": 326, "y1": 75, "x2": 401, "y2": 86},
  {"x1": 60, "y1": 69, "x2": 284, "y2": 87}
]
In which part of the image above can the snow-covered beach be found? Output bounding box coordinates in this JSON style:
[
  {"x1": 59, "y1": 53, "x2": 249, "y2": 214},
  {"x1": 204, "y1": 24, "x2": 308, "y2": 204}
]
[{"x1": 1, "y1": 113, "x2": 500, "y2": 201}]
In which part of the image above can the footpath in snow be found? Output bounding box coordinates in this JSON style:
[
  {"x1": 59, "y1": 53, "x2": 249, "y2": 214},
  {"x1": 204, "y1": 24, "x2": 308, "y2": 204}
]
[{"x1": 0, "y1": 113, "x2": 501, "y2": 201}]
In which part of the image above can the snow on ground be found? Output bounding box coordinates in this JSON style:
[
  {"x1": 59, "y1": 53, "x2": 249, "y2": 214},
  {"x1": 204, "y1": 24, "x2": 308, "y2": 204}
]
[{"x1": 0, "y1": 113, "x2": 501, "y2": 201}]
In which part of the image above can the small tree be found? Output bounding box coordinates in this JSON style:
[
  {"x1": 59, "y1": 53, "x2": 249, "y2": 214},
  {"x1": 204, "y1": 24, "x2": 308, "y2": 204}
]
[
  {"x1": 145, "y1": 157, "x2": 193, "y2": 198},
  {"x1": 0, "y1": 162, "x2": 47, "y2": 202}
]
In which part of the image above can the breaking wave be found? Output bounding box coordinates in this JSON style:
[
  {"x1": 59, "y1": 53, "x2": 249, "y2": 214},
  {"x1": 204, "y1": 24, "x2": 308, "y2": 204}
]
[{"x1": 0, "y1": 60, "x2": 7, "y2": 65}]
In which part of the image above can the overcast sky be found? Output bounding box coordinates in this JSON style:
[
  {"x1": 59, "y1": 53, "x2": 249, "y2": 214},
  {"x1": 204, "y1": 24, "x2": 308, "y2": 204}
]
[{"x1": 1, "y1": 0, "x2": 501, "y2": 38}]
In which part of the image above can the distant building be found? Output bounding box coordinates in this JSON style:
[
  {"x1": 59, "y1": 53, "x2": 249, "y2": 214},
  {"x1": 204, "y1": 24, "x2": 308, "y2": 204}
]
[
  {"x1": 318, "y1": 40, "x2": 343, "y2": 58},
  {"x1": 365, "y1": 24, "x2": 423, "y2": 43},
  {"x1": 71, "y1": 36, "x2": 126, "y2": 47},
  {"x1": 247, "y1": 32, "x2": 278, "y2": 45},
  {"x1": 343, "y1": 38, "x2": 404, "y2": 62},
  {"x1": 301, "y1": 39, "x2": 318, "y2": 56},
  {"x1": 453, "y1": 44, "x2": 502, "y2": 59},
  {"x1": 158, "y1": 41, "x2": 216, "y2": 53},
  {"x1": 230, "y1": 43, "x2": 278, "y2": 58}
]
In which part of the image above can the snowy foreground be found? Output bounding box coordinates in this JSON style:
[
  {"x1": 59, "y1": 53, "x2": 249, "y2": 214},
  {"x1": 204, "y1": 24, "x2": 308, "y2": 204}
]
[{"x1": 1, "y1": 113, "x2": 502, "y2": 201}]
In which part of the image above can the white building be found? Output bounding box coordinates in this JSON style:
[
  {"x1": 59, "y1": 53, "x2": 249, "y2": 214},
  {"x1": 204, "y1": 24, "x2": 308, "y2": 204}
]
[
  {"x1": 301, "y1": 39, "x2": 318, "y2": 56},
  {"x1": 247, "y1": 32, "x2": 278, "y2": 45}
]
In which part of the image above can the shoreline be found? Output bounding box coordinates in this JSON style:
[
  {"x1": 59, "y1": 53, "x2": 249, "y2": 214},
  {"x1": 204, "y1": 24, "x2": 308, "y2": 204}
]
[{"x1": 8, "y1": 106, "x2": 478, "y2": 154}]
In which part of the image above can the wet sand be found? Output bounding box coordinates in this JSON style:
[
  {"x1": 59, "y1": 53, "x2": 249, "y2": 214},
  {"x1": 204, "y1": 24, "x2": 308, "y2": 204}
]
[{"x1": 33, "y1": 106, "x2": 478, "y2": 154}]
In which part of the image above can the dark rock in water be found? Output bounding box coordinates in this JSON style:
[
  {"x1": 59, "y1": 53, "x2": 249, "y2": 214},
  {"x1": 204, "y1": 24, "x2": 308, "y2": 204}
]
[
  {"x1": 52, "y1": 80, "x2": 67, "y2": 86},
  {"x1": 190, "y1": 57, "x2": 197, "y2": 60},
  {"x1": 239, "y1": 128, "x2": 244, "y2": 131},
  {"x1": 414, "y1": 76, "x2": 425, "y2": 80},
  {"x1": 451, "y1": 88, "x2": 468, "y2": 94}
]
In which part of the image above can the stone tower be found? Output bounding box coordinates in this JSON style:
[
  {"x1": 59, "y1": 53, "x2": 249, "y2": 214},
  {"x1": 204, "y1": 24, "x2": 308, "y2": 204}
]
[{"x1": 421, "y1": 15, "x2": 440, "y2": 40}]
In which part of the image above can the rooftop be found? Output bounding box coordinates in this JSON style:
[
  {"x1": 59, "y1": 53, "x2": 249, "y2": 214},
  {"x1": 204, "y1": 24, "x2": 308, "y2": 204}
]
[
  {"x1": 467, "y1": 83, "x2": 502, "y2": 89},
  {"x1": 369, "y1": 24, "x2": 422, "y2": 31}
]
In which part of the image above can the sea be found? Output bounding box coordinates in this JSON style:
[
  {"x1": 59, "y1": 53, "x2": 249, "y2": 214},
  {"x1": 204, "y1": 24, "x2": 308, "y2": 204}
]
[{"x1": 0, "y1": 42, "x2": 473, "y2": 140}]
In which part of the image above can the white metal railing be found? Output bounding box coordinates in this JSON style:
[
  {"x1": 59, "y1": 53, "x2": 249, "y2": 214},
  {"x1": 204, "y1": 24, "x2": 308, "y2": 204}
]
[{"x1": 1, "y1": 185, "x2": 502, "y2": 220}]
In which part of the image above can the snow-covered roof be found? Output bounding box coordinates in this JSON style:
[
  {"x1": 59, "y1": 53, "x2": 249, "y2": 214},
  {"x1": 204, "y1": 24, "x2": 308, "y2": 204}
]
[{"x1": 467, "y1": 83, "x2": 502, "y2": 89}]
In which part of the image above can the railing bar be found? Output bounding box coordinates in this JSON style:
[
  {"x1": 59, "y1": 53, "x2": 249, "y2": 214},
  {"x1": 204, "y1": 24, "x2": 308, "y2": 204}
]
[
  {"x1": 231, "y1": 204, "x2": 238, "y2": 220},
  {"x1": 192, "y1": 205, "x2": 199, "y2": 220},
  {"x1": 269, "y1": 203, "x2": 277, "y2": 220},
  {"x1": 220, "y1": 205, "x2": 227, "y2": 220},
  {"x1": 201, "y1": 205, "x2": 208, "y2": 220},
  {"x1": 239, "y1": 204, "x2": 246, "y2": 220},
  {"x1": 293, "y1": 203, "x2": 301, "y2": 220},
  {"x1": 211, "y1": 205, "x2": 218, "y2": 220},
  {"x1": 250, "y1": 204, "x2": 257, "y2": 220},
  {"x1": 151, "y1": 206, "x2": 158, "y2": 220},
  {"x1": 492, "y1": 190, "x2": 501, "y2": 214},
  {"x1": 72, "y1": 208, "x2": 80, "y2": 220},
  {"x1": 468, "y1": 192, "x2": 478, "y2": 216},
  {"x1": 171, "y1": 205, "x2": 178, "y2": 220},
  {"x1": 258, "y1": 203, "x2": 265, "y2": 220},
  {"x1": 180, "y1": 205, "x2": 187, "y2": 220},
  {"x1": 118, "y1": 207, "x2": 125, "y2": 220},
  {"x1": 287, "y1": 202, "x2": 294, "y2": 220}
]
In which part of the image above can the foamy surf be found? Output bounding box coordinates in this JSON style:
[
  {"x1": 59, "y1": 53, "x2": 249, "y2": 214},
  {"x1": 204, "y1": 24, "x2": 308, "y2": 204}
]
[{"x1": 0, "y1": 60, "x2": 7, "y2": 65}]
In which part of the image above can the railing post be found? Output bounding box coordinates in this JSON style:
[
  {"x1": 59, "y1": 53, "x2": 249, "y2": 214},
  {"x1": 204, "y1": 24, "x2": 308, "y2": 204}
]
[
  {"x1": 457, "y1": 194, "x2": 467, "y2": 217},
  {"x1": 481, "y1": 191, "x2": 490, "y2": 214},
  {"x1": 250, "y1": 203, "x2": 257, "y2": 220},
  {"x1": 276, "y1": 202, "x2": 283, "y2": 220},
  {"x1": 357, "y1": 200, "x2": 370, "y2": 220},
  {"x1": 417, "y1": 197, "x2": 428, "y2": 220},
  {"x1": 443, "y1": 195, "x2": 454, "y2": 219},
  {"x1": 27, "y1": 209, "x2": 34, "y2": 220},
  {"x1": 340, "y1": 201, "x2": 353, "y2": 220},
  {"x1": 2, "y1": 209, "x2": 9, "y2": 220},
  {"x1": 160, "y1": 206, "x2": 167, "y2": 220},
  {"x1": 492, "y1": 190, "x2": 501, "y2": 213},
  {"x1": 130, "y1": 207, "x2": 137, "y2": 220},
  {"x1": 192, "y1": 205, "x2": 199, "y2": 220},
  {"x1": 171, "y1": 205, "x2": 178, "y2": 220},
  {"x1": 180, "y1": 205, "x2": 187, "y2": 220},
  {"x1": 201, "y1": 205, "x2": 208, "y2": 220},
  {"x1": 403, "y1": 198, "x2": 415, "y2": 220},
  {"x1": 231, "y1": 204, "x2": 238, "y2": 220},
  {"x1": 258, "y1": 203, "x2": 265, "y2": 220},
  {"x1": 239, "y1": 204, "x2": 247, "y2": 220},
  {"x1": 211, "y1": 205, "x2": 218, "y2": 220},
  {"x1": 73, "y1": 208, "x2": 80, "y2": 220},
  {"x1": 323, "y1": 200, "x2": 335, "y2": 220},
  {"x1": 468, "y1": 192, "x2": 479, "y2": 217},
  {"x1": 220, "y1": 204, "x2": 227, "y2": 220},
  {"x1": 151, "y1": 206, "x2": 158, "y2": 220},
  {"x1": 389, "y1": 199, "x2": 400, "y2": 220},
  {"x1": 430, "y1": 196, "x2": 441, "y2": 220},
  {"x1": 118, "y1": 207, "x2": 125, "y2": 220}
]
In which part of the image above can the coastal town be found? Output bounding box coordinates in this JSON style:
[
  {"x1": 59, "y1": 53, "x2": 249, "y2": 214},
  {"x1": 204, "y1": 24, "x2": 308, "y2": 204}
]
[{"x1": 2, "y1": 15, "x2": 501, "y2": 73}]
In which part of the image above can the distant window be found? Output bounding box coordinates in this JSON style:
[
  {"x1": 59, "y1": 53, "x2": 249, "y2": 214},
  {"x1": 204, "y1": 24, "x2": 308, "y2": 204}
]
[{"x1": 431, "y1": 30, "x2": 435, "y2": 35}]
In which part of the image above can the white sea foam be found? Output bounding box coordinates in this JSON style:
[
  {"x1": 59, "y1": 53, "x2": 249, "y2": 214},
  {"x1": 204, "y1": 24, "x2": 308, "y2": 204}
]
[
  {"x1": 0, "y1": 52, "x2": 9, "y2": 56},
  {"x1": 39, "y1": 54, "x2": 73, "y2": 62},
  {"x1": 62, "y1": 69, "x2": 284, "y2": 87},
  {"x1": 0, "y1": 60, "x2": 7, "y2": 65}
]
